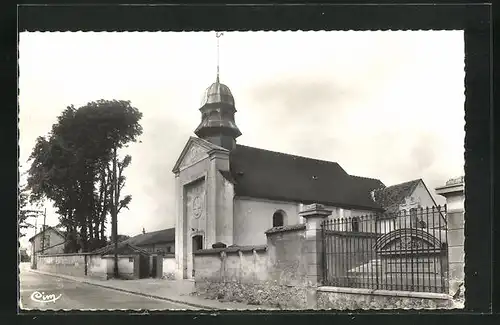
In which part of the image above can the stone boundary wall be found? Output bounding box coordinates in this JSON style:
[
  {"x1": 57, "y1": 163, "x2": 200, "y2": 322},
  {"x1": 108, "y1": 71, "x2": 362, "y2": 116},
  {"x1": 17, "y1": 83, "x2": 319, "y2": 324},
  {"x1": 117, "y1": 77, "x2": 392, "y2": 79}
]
[
  {"x1": 317, "y1": 286, "x2": 453, "y2": 310},
  {"x1": 194, "y1": 225, "x2": 310, "y2": 309},
  {"x1": 35, "y1": 253, "x2": 134, "y2": 280},
  {"x1": 35, "y1": 253, "x2": 107, "y2": 279}
]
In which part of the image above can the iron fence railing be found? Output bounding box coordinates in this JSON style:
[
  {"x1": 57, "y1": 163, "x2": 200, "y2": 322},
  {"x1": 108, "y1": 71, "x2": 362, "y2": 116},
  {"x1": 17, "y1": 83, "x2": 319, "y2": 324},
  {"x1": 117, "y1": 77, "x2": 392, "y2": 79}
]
[{"x1": 321, "y1": 205, "x2": 449, "y2": 293}]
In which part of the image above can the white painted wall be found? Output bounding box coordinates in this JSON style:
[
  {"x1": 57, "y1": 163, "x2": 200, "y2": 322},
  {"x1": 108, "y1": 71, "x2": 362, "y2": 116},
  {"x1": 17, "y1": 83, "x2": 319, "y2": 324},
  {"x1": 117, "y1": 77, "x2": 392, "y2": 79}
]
[
  {"x1": 376, "y1": 218, "x2": 396, "y2": 233},
  {"x1": 215, "y1": 170, "x2": 235, "y2": 245},
  {"x1": 104, "y1": 256, "x2": 134, "y2": 275},
  {"x1": 400, "y1": 181, "x2": 437, "y2": 211},
  {"x1": 397, "y1": 180, "x2": 442, "y2": 229},
  {"x1": 88, "y1": 255, "x2": 106, "y2": 274},
  {"x1": 233, "y1": 199, "x2": 379, "y2": 244},
  {"x1": 162, "y1": 256, "x2": 176, "y2": 279},
  {"x1": 233, "y1": 197, "x2": 301, "y2": 246},
  {"x1": 315, "y1": 206, "x2": 376, "y2": 232}
]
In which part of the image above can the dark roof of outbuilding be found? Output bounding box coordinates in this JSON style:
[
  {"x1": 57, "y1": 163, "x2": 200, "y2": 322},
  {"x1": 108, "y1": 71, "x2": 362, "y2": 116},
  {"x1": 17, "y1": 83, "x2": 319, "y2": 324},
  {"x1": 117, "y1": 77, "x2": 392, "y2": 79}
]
[
  {"x1": 228, "y1": 145, "x2": 386, "y2": 211},
  {"x1": 372, "y1": 179, "x2": 422, "y2": 213},
  {"x1": 91, "y1": 228, "x2": 175, "y2": 255},
  {"x1": 95, "y1": 242, "x2": 150, "y2": 256},
  {"x1": 125, "y1": 228, "x2": 175, "y2": 246}
]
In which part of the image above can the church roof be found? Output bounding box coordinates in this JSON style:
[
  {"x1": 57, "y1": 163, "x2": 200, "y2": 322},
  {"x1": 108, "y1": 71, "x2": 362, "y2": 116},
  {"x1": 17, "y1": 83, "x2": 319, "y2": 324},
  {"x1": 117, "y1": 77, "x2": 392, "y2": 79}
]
[
  {"x1": 372, "y1": 179, "x2": 421, "y2": 213},
  {"x1": 228, "y1": 145, "x2": 386, "y2": 211}
]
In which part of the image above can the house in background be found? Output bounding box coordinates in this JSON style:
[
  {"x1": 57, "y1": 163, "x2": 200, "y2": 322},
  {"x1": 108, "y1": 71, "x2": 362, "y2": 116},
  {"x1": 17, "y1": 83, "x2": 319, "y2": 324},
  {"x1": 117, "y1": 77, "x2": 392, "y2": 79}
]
[
  {"x1": 19, "y1": 248, "x2": 30, "y2": 262},
  {"x1": 371, "y1": 179, "x2": 443, "y2": 233},
  {"x1": 28, "y1": 225, "x2": 67, "y2": 269},
  {"x1": 28, "y1": 226, "x2": 66, "y2": 255}
]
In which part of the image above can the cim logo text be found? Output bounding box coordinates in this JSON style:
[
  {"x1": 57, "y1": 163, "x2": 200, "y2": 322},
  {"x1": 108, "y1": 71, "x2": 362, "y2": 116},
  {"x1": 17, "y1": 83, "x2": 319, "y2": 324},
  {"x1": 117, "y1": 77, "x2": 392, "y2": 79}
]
[{"x1": 30, "y1": 291, "x2": 62, "y2": 303}]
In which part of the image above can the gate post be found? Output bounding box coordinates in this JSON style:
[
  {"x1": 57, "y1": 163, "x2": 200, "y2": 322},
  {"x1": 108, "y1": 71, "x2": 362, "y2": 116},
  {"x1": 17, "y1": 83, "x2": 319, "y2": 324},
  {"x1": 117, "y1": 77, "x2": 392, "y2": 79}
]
[
  {"x1": 299, "y1": 203, "x2": 332, "y2": 309},
  {"x1": 435, "y1": 176, "x2": 465, "y2": 297}
]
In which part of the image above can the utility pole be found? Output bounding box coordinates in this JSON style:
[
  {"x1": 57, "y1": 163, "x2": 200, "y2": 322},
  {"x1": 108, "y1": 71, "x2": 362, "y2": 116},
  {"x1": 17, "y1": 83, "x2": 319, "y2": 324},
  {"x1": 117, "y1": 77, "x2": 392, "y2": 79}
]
[
  {"x1": 32, "y1": 217, "x2": 38, "y2": 269},
  {"x1": 41, "y1": 207, "x2": 47, "y2": 254},
  {"x1": 112, "y1": 145, "x2": 119, "y2": 278}
]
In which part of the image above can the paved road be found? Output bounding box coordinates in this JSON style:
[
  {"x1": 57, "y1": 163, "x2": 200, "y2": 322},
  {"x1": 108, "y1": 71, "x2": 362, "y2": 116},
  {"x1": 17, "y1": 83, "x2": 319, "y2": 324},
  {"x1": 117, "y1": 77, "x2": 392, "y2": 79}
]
[{"x1": 19, "y1": 264, "x2": 198, "y2": 310}]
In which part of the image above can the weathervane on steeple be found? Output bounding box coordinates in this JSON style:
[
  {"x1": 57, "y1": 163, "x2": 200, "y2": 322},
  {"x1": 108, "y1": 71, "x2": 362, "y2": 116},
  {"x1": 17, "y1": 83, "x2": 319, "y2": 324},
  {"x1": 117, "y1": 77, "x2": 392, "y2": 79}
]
[
  {"x1": 216, "y1": 32, "x2": 224, "y2": 83},
  {"x1": 194, "y1": 31, "x2": 241, "y2": 151}
]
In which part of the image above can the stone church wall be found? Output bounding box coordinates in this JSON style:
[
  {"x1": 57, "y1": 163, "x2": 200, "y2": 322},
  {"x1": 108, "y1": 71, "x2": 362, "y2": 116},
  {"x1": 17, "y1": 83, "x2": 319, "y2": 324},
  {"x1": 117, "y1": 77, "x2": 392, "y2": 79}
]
[
  {"x1": 233, "y1": 197, "x2": 300, "y2": 246},
  {"x1": 184, "y1": 177, "x2": 206, "y2": 278},
  {"x1": 215, "y1": 170, "x2": 235, "y2": 245}
]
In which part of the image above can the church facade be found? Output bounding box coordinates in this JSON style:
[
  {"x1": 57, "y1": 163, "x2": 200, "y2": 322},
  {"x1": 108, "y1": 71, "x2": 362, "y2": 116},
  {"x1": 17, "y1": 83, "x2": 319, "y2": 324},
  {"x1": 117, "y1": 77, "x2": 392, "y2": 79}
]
[{"x1": 171, "y1": 74, "x2": 401, "y2": 280}]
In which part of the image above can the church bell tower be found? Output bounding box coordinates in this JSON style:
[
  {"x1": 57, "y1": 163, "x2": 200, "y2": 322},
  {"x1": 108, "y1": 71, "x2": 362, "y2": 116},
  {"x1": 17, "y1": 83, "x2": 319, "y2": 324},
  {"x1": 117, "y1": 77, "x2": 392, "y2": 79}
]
[{"x1": 194, "y1": 33, "x2": 241, "y2": 151}]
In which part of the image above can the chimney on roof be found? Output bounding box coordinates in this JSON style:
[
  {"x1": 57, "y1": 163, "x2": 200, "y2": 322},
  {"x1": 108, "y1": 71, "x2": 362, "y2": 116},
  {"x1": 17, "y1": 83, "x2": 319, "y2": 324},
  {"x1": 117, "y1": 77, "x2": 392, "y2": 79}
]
[{"x1": 142, "y1": 228, "x2": 146, "y2": 234}]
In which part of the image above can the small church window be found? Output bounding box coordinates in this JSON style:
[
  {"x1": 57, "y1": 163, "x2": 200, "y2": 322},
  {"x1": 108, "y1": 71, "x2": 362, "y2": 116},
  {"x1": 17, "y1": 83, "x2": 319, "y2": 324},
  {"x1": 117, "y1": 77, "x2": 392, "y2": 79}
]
[
  {"x1": 351, "y1": 217, "x2": 360, "y2": 232},
  {"x1": 272, "y1": 211, "x2": 284, "y2": 227}
]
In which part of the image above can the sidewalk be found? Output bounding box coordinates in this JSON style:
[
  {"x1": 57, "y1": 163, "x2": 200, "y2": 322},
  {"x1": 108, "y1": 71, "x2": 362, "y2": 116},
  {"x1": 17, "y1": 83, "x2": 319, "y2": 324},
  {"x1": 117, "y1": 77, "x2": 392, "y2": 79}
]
[{"x1": 29, "y1": 269, "x2": 277, "y2": 310}]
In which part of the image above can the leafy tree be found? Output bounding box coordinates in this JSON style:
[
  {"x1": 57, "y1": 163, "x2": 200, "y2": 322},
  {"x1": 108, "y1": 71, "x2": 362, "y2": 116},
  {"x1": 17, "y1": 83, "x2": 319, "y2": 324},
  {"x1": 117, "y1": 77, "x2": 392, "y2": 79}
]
[
  {"x1": 27, "y1": 100, "x2": 143, "y2": 253},
  {"x1": 18, "y1": 184, "x2": 42, "y2": 238}
]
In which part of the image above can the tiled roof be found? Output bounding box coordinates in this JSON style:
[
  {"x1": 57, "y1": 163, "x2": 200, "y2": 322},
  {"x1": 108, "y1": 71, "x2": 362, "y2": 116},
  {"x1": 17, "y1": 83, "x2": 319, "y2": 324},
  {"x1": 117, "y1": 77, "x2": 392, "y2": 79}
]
[
  {"x1": 229, "y1": 145, "x2": 385, "y2": 211},
  {"x1": 28, "y1": 226, "x2": 66, "y2": 242},
  {"x1": 372, "y1": 179, "x2": 421, "y2": 213},
  {"x1": 96, "y1": 242, "x2": 150, "y2": 256},
  {"x1": 125, "y1": 228, "x2": 175, "y2": 246},
  {"x1": 91, "y1": 228, "x2": 175, "y2": 254}
]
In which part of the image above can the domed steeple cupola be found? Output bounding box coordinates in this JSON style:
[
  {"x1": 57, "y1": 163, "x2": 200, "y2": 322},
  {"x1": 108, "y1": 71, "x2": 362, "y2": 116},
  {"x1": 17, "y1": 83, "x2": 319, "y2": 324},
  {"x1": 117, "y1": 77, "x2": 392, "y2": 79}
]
[
  {"x1": 194, "y1": 77, "x2": 242, "y2": 151},
  {"x1": 194, "y1": 33, "x2": 241, "y2": 151}
]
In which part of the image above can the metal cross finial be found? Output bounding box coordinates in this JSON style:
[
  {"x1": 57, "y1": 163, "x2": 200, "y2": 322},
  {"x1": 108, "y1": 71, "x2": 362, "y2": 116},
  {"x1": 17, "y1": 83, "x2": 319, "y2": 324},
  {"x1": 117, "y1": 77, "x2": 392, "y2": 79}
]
[{"x1": 216, "y1": 32, "x2": 224, "y2": 82}]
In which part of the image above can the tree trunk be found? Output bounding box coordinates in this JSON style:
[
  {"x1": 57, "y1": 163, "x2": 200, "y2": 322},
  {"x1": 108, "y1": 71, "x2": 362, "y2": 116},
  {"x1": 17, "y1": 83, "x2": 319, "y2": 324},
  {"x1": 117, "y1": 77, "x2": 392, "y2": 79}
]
[{"x1": 97, "y1": 166, "x2": 106, "y2": 243}]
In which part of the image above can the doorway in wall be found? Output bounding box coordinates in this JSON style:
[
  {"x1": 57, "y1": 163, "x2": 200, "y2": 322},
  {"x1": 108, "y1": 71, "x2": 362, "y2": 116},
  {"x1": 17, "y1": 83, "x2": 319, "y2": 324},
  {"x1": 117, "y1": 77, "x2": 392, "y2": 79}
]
[
  {"x1": 151, "y1": 255, "x2": 157, "y2": 277},
  {"x1": 193, "y1": 235, "x2": 203, "y2": 251},
  {"x1": 191, "y1": 235, "x2": 203, "y2": 278},
  {"x1": 138, "y1": 254, "x2": 150, "y2": 279}
]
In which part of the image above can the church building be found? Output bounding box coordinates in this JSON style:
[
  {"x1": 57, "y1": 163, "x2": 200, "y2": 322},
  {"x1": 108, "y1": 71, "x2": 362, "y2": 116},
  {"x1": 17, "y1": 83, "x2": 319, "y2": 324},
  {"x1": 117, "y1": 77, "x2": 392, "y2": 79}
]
[{"x1": 172, "y1": 68, "x2": 396, "y2": 279}]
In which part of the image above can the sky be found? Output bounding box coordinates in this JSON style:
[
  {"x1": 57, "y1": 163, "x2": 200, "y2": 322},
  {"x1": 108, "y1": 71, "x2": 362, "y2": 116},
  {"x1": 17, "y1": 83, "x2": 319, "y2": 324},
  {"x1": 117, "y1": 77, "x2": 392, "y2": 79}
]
[{"x1": 18, "y1": 31, "x2": 465, "y2": 248}]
